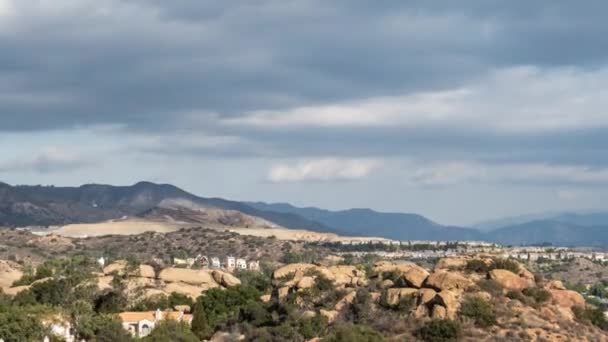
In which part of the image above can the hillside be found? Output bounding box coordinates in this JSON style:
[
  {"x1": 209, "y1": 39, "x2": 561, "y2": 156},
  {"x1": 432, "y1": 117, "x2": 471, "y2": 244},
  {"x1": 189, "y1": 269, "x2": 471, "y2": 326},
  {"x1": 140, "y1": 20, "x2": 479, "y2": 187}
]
[
  {"x1": 248, "y1": 202, "x2": 482, "y2": 241},
  {"x1": 0, "y1": 182, "x2": 328, "y2": 231},
  {"x1": 486, "y1": 220, "x2": 608, "y2": 247}
]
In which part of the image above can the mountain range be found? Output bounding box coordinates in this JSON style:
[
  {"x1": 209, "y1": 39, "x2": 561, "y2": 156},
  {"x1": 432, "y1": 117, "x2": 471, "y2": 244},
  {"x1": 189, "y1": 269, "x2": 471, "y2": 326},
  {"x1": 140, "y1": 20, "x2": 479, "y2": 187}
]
[{"x1": 0, "y1": 181, "x2": 607, "y2": 247}]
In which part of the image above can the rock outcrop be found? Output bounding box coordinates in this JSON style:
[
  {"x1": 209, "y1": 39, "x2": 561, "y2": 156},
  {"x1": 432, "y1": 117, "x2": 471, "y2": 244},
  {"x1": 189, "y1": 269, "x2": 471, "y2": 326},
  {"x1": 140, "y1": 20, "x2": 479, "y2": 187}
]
[{"x1": 489, "y1": 269, "x2": 534, "y2": 291}]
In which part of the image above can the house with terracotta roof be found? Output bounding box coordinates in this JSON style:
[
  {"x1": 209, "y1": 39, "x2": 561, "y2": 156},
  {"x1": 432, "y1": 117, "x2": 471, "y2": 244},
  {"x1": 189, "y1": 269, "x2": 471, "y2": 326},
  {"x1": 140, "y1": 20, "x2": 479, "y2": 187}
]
[{"x1": 118, "y1": 309, "x2": 193, "y2": 338}]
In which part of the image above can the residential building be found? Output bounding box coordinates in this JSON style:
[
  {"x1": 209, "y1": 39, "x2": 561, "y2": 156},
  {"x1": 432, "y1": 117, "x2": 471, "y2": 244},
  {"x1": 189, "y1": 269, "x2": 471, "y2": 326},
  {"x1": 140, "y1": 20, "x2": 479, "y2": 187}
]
[
  {"x1": 248, "y1": 260, "x2": 260, "y2": 272},
  {"x1": 225, "y1": 256, "x2": 236, "y2": 269},
  {"x1": 236, "y1": 258, "x2": 247, "y2": 270},
  {"x1": 119, "y1": 309, "x2": 193, "y2": 338},
  {"x1": 211, "y1": 257, "x2": 221, "y2": 268}
]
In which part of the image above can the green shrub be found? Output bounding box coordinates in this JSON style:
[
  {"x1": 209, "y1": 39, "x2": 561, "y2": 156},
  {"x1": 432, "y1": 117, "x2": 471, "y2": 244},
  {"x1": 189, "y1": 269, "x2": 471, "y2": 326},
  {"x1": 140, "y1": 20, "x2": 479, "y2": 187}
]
[
  {"x1": 460, "y1": 297, "x2": 496, "y2": 327},
  {"x1": 416, "y1": 319, "x2": 462, "y2": 342},
  {"x1": 477, "y1": 279, "x2": 503, "y2": 297},
  {"x1": 491, "y1": 259, "x2": 521, "y2": 273},
  {"x1": 465, "y1": 259, "x2": 489, "y2": 273},
  {"x1": 506, "y1": 290, "x2": 526, "y2": 302},
  {"x1": 573, "y1": 306, "x2": 608, "y2": 331},
  {"x1": 322, "y1": 324, "x2": 385, "y2": 342},
  {"x1": 522, "y1": 287, "x2": 551, "y2": 304}
]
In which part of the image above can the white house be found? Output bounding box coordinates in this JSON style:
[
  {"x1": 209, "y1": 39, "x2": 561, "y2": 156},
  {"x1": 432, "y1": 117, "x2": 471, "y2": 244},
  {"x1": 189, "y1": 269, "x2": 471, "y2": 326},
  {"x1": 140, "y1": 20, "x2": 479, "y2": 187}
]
[
  {"x1": 119, "y1": 309, "x2": 193, "y2": 338},
  {"x1": 248, "y1": 260, "x2": 260, "y2": 272},
  {"x1": 211, "y1": 257, "x2": 221, "y2": 268},
  {"x1": 236, "y1": 258, "x2": 247, "y2": 270},
  {"x1": 41, "y1": 316, "x2": 76, "y2": 342},
  {"x1": 225, "y1": 256, "x2": 236, "y2": 269}
]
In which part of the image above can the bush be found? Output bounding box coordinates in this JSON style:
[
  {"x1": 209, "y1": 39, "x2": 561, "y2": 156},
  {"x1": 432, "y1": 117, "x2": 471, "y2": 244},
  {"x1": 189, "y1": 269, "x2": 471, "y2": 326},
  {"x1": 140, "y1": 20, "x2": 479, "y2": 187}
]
[
  {"x1": 323, "y1": 324, "x2": 385, "y2": 342},
  {"x1": 142, "y1": 320, "x2": 199, "y2": 342},
  {"x1": 477, "y1": 279, "x2": 503, "y2": 297},
  {"x1": 491, "y1": 259, "x2": 521, "y2": 273},
  {"x1": 460, "y1": 297, "x2": 496, "y2": 327},
  {"x1": 416, "y1": 319, "x2": 462, "y2": 342},
  {"x1": 573, "y1": 306, "x2": 608, "y2": 331},
  {"x1": 465, "y1": 259, "x2": 489, "y2": 273},
  {"x1": 522, "y1": 287, "x2": 551, "y2": 304}
]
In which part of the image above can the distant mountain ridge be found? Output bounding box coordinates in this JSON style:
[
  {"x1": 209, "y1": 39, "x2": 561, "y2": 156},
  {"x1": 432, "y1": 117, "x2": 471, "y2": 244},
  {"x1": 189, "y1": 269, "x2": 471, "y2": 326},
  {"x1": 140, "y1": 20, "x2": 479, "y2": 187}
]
[
  {"x1": 1, "y1": 181, "x2": 608, "y2": 246},
  {"x1": 247, "y1": 202, "x2": 482, "y2": 241}
]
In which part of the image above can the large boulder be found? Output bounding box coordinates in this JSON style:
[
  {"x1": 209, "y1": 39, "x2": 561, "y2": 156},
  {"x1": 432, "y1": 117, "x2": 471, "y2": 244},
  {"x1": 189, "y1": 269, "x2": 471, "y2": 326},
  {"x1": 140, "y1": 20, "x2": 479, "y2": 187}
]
[
  {"x1": 335, "y1": 291, "x2": 357, "y2": 311},
  {"x1": 159, "y1": 268, "x2": 217, "y2": 286},
  {"x1": 297, "y1": 276, "x2": 315, "y2": 290},
  {"x1": 320, "y1": 309, "x2": 339, "y2": 323},
  {"x1": 417, "y1": 288, "x2": 437, "y2": 305},
  {"x1": 425, "y1": 270, "x2": 473, "y2": 292},
  {"x1": 545, "y1": 280, "x2": 567, "y2": 291},
  {"x1": 434, "y1": 290, "x2": 460, "y2": 319},
  {"x1": 403, "y1": 267, "x2": 430, "y2": 288},
  {"x1": 432, "y1": 305, "x2": 447, "y2": 319},
  {"x1": 328, "y1": 266, "x2": 365, "y2": 286},
  {"x1": 385, "y1": 288, "x2": 418, "y2": 306},
  {"x1": 489, "y1": 269, "x2": 532, "y2": 291},
  {"x1": 548, "y1": 289, "x2": 585, "y2": 308},
  {"x1": 164, "y1": 282, "x2": 217, "y2": 299},
  {"x1": 211, "y1": 270, "x2": 242, "y2": 288},
  {"x1": 103, "y1": 261, "x2": 156, "y2": 279}
]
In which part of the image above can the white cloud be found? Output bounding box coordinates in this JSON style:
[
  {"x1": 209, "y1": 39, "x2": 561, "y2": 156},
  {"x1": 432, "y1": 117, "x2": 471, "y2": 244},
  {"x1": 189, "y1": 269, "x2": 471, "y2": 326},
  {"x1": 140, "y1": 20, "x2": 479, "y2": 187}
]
[
  {"x1": 226, "y1": 66, "x2": 608, "y2": 133},
  {"x1": 405, "y1": 161, "x2": 608, "y2": 186},
  {"x1": 268, "y1": 158, "x2": 381, "y2": 182},
  {"x1": 0, "y1": 0, "x2": 13, "y2": 17}
]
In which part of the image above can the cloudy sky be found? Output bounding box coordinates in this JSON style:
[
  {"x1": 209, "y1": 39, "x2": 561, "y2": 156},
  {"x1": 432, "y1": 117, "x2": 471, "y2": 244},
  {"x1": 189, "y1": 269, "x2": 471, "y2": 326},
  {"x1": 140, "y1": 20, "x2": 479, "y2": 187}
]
[{"x1": 1, "y1": 0, "x2": 608, "y2": 225}]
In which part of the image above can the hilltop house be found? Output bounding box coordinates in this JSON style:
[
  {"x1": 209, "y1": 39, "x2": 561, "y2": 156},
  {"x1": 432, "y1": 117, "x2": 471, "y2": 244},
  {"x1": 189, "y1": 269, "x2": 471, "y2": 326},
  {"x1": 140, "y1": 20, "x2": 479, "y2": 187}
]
[
  {"x1": 248, "y1": 260, "x2": 260, "y2": 272},
  {"x1": 225, "y1": 256, "x2": 236, "y2": 269},
  {"x1": 119, "y1": 309, "x2": 193, "y2": 338},
  {"x1": 236, "y1": 258, "x2": 247, "y2": 270}
]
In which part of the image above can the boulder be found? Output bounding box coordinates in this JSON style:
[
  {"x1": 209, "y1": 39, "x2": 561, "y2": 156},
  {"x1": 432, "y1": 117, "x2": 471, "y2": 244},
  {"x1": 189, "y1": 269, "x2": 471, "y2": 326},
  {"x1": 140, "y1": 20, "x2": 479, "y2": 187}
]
[
  {"x1": 320, "y1": 309, "x2": 339, "y2": 323},
  {"x1": 548, "y1": 289, "x2": 585, "y2": 308},
  {"x1": 159, "y1": 268, "x2": 217, "y2": 286},
  {"x1": 164, "y1": 282, "x2": 217, "y2": 299},
  {"x1": 97, "y1": 276, "x2": 114, "y2": 291},
  {"x1": 432, "y1": 305, "x2": 447, "y2": 319},
  {"x1": 435, "y1": 291, "x2": 460, "y2": 319},
  {"x1": 379, "y1": 279, "x2": 394, "y2": 289},
  {"x1": 103, "y1": 261, "x2": 156, "y2": 279},
  {"x1": 489, "y1": 269, "x2": 532, "y2": 291},
  {"x1": 329, "y1": 266, "x2": 365, "y2": 286},
  {"x1": 139, "y1": 265, "x2": 156, "y2": 279},
  {"x1": 335, "y1": 291, "x2": 357, "y2": 311},
  {"x1": 211, "y1": 270, "x2": 242, "y2": 287},
  {"x1": 260, "y1": 294, "x2": 271, "y2": 303},
  {"x1": 302, "y1": 310, "x2": 316, "y2": 319},
  {"x1": 425, "y1": 270, "x2": 473, "y2": 292},
  {"x1": 403, "y1": 267, "x2": 430, "y2": 288},
  {"x1": 545, "y1": 280, "x2": 567, "y2": 291},
  {"x1": 417, "y1": 288, "x2": 437, "y2": 305},
  {"x1": 278, "y1": 286, "x2": 290, "y2": 301},
  {"x1": 297, "y1": 276, "x2": 315, "y2": 290},
  {"x1": 385, "y1": 288, "x2": 418, "y2": 306},
  {"x1": 413, "y1": 304, "x2": 430, "y2": 319}
]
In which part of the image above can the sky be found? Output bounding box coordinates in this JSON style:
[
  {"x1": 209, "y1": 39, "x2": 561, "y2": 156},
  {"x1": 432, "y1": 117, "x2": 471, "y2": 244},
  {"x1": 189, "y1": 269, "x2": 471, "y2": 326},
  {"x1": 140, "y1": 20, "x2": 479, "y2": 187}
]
[{"x1": 1, "y1": 0, "x2": 608, "y2": 226}]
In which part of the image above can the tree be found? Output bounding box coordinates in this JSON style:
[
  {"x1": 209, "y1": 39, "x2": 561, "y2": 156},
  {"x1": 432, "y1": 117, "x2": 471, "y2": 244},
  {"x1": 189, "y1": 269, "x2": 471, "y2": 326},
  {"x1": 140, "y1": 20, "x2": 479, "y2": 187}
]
[
  {"x1": 191, "y1": 301, "x2": 212, "y2": 340},
  {"x1": 0, "y1": 310, "x2": 50, "y2": 342},
  {"x1": 143, "y1": 320, "x2": 199, "y2": 342},
  {"x1": 73, "y1": 314, "x2": 132, "y2": 342}
]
